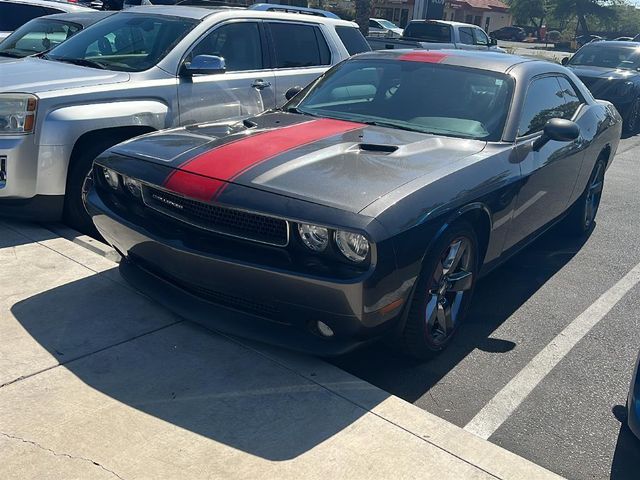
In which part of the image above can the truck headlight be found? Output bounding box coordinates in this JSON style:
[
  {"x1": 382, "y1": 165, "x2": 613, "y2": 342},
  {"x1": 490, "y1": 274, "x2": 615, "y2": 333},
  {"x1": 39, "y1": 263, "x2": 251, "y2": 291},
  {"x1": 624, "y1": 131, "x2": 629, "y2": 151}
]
[
  {"x1": 0, "y1": 94, "x2": 37, "y2": 134},
  {"x1": 335, "y1": 230, "x2": 370, "y2": 263}
]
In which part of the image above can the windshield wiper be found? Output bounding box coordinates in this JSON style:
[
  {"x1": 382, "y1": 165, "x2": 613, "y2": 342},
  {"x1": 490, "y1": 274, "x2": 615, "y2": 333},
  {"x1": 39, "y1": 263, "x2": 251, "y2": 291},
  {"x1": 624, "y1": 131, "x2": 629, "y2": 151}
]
[
  {"x1": 285, "y1": 107, "x2": 320, "y2": 117},
  {"x1": 360, "y1": 120, "x2": 425, "y2": 133},
  {"x1": 44, "y1": 56, "x2": 107, "y2": 70}
]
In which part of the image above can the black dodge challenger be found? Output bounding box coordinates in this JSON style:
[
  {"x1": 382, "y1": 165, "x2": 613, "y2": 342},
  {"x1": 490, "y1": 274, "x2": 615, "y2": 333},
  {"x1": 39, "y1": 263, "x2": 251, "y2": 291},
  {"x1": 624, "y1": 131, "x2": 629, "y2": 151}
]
[{"x1": 85, "y1": 50, "x2": 622, "y2": 359}]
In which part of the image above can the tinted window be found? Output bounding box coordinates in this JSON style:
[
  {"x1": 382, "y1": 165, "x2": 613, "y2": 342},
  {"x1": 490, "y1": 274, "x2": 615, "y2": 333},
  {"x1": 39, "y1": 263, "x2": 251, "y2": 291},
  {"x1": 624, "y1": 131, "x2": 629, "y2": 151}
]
[
  {"x1": 518, "y1": 77, "x2": 567, "y2": 136},
  {"x1": 459, "y1": 27, "x2": 474, "y2": 45},
  {"x1": 568, "y1": 44, "x2": 640, "y2": 70},
  {"x1": 293, "y1": 58, "x2": 514, "y2": 141},
  {"x1": 0, "y1": 18, "x2": 81, "y2": 58},
  {"x1": 557, "y1": 76, "x2": 583, "y2": 118},
  {"x1": 369, "y1": 20, "x2": 381, "y2": 28},
  {"x1": 473, "y1": 28, "x2": 489, "y2": 46},
  {"x1": 403, "y1": 23, "x2": 451, "y2": 42},
  {"x1": 0, "y1": 3, "x2": 61, "y2": 31},
  {"x1": 269, "y1": 22, "x2": 330, "y2": 68},
  {"x1": 46, "y1": 13, "x2": 196, "y2": 72},
  {"x1": 190, "y1": 22, "x2": 263, "y2": 71},
  {"x1": 335, "y1": 26, "x2": 371, "y2": 55}
]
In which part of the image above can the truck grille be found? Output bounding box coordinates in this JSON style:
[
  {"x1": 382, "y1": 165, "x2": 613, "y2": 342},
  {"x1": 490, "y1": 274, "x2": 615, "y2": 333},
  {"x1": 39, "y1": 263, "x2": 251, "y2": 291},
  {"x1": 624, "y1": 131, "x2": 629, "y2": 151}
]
[{"x1": 142, "y1": 185, "x2": 289, "y2": 247}]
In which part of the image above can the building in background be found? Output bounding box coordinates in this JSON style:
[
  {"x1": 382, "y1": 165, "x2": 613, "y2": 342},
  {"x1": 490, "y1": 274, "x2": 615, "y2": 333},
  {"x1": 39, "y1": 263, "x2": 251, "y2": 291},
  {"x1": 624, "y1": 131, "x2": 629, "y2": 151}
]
[
  {"x1": 443, "y1": 0, "x2": 512, "y2": 33},
  {"x1": 372, "y1": 0, "x2": 415, "y2": 27}
]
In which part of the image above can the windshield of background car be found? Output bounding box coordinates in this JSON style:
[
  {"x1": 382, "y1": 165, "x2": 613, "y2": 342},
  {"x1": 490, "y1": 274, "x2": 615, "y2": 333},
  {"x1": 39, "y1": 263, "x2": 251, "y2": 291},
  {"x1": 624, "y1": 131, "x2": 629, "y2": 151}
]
[
  {"x1": 0, "y1": 18, "x2": 81, "y2": 58},
  {"x1": 402, "y1": 23, "x2": 451, "y2": 42},
  {"x1": 45, "y1": 13, "x2": 197, "y2": 72},
  {"x1": 569, "y1": 45, "x2": 640, "y2": 70},
  {"x1": 293, "y1": 59, "x2": 514, "y2": 141}
]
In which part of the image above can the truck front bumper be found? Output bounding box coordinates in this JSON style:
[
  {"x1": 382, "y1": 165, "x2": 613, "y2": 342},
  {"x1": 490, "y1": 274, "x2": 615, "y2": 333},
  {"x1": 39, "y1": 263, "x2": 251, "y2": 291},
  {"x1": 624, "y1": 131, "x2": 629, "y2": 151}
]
[{"x1": 0, "y1": 135, "x2": 67, "y2": 221}]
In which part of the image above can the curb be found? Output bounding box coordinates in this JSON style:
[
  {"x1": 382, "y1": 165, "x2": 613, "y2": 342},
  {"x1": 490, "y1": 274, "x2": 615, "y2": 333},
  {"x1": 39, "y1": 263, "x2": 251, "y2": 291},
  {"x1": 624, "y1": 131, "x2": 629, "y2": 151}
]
[{"x1": 41, "y1": 223, "x2": 121, "y2": 263}]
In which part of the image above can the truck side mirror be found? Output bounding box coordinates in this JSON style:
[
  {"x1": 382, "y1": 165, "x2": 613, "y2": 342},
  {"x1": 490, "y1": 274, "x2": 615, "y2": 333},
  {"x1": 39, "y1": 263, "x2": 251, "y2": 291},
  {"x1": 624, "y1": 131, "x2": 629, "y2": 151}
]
[{"x1": 181, "y1": 55, "x2": 226, "y2": 76}]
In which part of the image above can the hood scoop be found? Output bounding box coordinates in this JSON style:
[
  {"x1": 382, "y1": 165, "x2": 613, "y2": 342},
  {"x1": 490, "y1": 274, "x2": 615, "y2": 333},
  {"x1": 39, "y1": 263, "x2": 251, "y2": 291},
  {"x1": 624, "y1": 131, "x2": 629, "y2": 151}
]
[{"x1": 355, "y1": 143, "x2": 399, "y2": 154}]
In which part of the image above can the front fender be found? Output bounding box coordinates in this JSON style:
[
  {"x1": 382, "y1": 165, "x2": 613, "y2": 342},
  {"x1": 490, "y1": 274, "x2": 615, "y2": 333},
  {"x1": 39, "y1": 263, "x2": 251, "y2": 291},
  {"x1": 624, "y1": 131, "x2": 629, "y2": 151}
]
[{"x1": 39, "y1": 100, "x2": 170, "y2": 147}]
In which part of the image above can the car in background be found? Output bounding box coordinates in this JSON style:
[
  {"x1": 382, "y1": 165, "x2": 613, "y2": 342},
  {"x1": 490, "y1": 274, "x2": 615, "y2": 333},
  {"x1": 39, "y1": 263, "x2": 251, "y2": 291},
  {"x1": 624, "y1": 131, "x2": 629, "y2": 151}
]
[
  {"x1": 0, "y1": 0, "x2": 93, "y2": 41},
  {"x1": 368, "y1": 18, "x2": 403, "y2": 38},
  {"x1": 489, "y1": 25, "x2": 526, "y2": 42},
  {"x1": 85, "y1": 49, "x2": 621, "y2": 359},
  {"x1": 563, "y1": 41, "x2": 640, "y2": 133},
  {"x1": 0, "y1": 11, "x2": 112, "y2": 60},
  {"x1": 0, "y1": 6, "x2": 369, "y2": 233},
  {"x1": 628, "y1": 351, "x2": 640, "y2": 439},
  {"x1": 576, "y1": 34, "x2": 604, "y2": 48}
]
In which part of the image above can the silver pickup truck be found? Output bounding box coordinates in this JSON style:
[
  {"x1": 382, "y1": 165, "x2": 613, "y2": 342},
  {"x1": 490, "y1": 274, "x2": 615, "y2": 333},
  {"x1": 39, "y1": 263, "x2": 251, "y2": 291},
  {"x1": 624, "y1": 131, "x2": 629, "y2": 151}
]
[
  {"x1": 367, "y1": 19, "x2": 504, "y2": 53},
  {"x1": 0, "y1": 5, "x2": 369, "y2": 232}
]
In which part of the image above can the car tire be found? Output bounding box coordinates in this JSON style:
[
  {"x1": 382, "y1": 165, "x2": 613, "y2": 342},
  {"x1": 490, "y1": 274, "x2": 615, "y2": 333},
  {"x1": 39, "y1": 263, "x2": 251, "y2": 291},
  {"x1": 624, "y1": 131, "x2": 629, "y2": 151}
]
[
  {"x1": 398, "y1": 221, "x2": 479, "y2": 360},
  {"x1": 624, "y1": 96, "x2": 640, "y2": 134},
  {"x1": 63, "y1": 135, "x2": 129, "y2": 236},
  {"x1": 564, "y1": 157, "x2": 606, "y2": 236}
]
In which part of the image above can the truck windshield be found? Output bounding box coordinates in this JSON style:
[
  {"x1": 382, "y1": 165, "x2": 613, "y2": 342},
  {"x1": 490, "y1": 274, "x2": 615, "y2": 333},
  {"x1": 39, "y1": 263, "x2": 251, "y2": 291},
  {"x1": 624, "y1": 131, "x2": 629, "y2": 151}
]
[
  {"x1": 291, "y1": 58, "x2": 514, "y2": 141},
  {"x1": 402, "y1": 23, "x2": 451, "y2": 42},
  {"x1": 44, "y1": 13, "x2": 197, "y2": 72}
]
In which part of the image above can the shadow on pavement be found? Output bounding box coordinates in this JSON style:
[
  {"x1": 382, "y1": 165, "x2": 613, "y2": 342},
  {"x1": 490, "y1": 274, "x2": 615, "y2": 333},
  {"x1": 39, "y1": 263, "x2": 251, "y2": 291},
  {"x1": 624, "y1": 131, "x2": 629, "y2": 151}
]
[
  {"x1": 8, "y1": 267, "x2": 372, "y2": 461},
  {"x1": 331, "y1": 223, "x2": 591, "y2": 403},
  {"x1": 610, "y1": 423, "x2": 640, "y2": 480}
]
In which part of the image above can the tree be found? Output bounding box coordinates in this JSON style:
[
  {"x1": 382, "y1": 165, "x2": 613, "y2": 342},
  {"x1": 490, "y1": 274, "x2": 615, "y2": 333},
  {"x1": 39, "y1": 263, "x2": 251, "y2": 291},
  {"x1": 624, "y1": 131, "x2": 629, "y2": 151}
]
[
  {"x1": 507, "y1": 0, "x2": 549, "y2": 38},
  {"x1": 354, "y1": 0, "x2": 371, "y2": 35},
  {"x1": 551, "y1": 0, "x2": 617, "y2": 34}
]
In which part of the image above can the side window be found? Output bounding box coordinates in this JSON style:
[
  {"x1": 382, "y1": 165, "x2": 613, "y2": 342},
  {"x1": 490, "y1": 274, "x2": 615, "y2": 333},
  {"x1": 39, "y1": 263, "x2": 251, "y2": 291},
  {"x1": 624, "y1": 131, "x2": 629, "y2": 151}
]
[
  {"x1": 0, "y1": 3, "x2": 47, "y2": 30},
  {"x1": 459, "y1": 27, "x2": 474, "y2": 45},
  {"x1": 473, "y1": 28, "x2": 489, "y2": 46},
  {"x1": 557, "y1": 76, "x2": 584, "y2": 119},
  {"x1": 189, "y1": 22, "x2": 263, "y2": 72},
  {"x1": 268, "y1": 22, "x2": 331, "y2": 68},
  {"x1": 518, "y1": 77, "x2": 567, "y2": 137},
  {"x1": 369, "y1": 20, "x2": 379, "y2": 29},
  {"x1": 335, "y1": 26, "x2": 371, "y2": 55}
]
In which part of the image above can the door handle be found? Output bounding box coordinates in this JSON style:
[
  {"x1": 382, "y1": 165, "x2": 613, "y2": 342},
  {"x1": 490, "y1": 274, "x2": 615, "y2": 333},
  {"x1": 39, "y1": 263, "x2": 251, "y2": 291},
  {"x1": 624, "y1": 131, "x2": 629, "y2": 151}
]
[{"x1": 251, "y1": 79, "x2": 271, "y2": 90}]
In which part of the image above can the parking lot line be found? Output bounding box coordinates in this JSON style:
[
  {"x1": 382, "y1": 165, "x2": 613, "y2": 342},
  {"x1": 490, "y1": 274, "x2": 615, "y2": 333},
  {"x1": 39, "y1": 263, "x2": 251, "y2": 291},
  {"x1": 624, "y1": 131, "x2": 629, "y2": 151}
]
[{"x1": 464, "y1": 261, "x2": 640, "y2": 440}]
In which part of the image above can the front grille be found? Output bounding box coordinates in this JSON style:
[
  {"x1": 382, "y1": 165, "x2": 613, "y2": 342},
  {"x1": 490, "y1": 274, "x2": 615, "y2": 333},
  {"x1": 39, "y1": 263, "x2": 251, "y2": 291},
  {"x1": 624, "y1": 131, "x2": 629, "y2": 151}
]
[
  {"x1": 142, "y1": 185, "x2": 289, "y2": 247},
  {"x1": 130, "y1": 254, "x2": 283, "y2": 322}
]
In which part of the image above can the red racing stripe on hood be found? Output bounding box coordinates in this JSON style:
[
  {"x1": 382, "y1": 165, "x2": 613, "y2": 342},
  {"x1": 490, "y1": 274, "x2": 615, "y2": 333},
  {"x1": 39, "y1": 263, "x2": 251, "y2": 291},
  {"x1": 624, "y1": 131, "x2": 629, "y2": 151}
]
[
  {"x1": 398, "y1": 51, "x2": 449, "y2": 63},
  {"x1": 163, "y1": 118, "x2": 363, "y2": 201}
]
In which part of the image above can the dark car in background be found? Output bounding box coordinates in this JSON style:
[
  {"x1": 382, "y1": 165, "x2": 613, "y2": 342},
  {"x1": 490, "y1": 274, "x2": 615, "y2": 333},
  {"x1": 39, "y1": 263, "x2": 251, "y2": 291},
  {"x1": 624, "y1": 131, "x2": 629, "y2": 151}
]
[
  {"x1": 489, "y1": 26, "x2": 526, "y2": 41},
  {"x1": 576, "y1": 34, "x2": 604, "y2": 48},
  {"x1": 564, "y1": 41, "x2": 640, "y2": 133},
  {"x1": 0, "y1": 0, "x2": 92, "y2": 41},
  {"x1": 0, "y1": 11, "x2": 112, "y2": 60},
  {"x1": 629, "y1": 351, "x2": 640, "y2": 440},
  {"x1": 85, "y1": 50, "x2": 621, "y2": 359}
]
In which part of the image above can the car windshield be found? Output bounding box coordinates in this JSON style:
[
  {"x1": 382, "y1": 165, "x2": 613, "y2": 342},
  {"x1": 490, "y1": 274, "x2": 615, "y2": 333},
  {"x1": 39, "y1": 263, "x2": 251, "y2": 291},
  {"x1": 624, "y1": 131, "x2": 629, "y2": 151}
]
[
  {"x1": 44, "y1": 13, "x2": 197, "y2": 72},
  {"x1": 402, "y1": 23, "x2": 451, "y2": 42},
  {"x1": 291, "y1": 58, "x2": 514, "y2": 141},
  {"x1": 377, "y1": 19, "x2": 398, "y2": 29},
  {"x1": 0, "y1": 18, "x2": 82, "y2": 58},
  {"x1": 569, "y1": 45, "x2": 640, "y2": 70}
]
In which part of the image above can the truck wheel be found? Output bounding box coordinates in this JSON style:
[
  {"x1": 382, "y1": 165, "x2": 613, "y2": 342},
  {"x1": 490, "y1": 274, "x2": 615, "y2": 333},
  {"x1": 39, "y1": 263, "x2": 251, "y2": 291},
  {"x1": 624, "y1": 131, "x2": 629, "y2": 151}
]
[{"x1": 63, "y1": 136, "x2": 127, "y2": 236}]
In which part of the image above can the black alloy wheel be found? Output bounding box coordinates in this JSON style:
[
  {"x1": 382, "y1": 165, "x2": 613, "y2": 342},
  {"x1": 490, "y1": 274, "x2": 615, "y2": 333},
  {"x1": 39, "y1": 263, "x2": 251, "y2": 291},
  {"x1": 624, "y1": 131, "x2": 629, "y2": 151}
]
[
  {"x1": 625, "y1": 96, "x2": 640, "y2": 134},
  {"x1": 564, "y1": 158, "x2": 606, "y2": 236},
  {"x1": 399, "y1": 221, "x2": 479, "y2": 360}
]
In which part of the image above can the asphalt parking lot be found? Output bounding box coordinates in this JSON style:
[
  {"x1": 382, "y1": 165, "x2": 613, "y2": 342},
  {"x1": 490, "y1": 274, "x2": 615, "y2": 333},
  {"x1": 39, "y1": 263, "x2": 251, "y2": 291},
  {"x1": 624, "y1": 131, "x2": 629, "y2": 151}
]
[{"x1": 333, "y1": 133, "x2": 640, "y2": 479}]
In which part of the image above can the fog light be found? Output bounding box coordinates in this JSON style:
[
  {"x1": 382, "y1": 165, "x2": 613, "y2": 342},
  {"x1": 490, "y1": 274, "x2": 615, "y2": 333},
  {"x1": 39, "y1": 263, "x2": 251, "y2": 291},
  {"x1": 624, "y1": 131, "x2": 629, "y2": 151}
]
[
  {"x1": 316, "y1": 321, "x2": 334, "y2": 337},
  {"x1": 103, "y1": 168, "x2": 120, "y2": 190}
]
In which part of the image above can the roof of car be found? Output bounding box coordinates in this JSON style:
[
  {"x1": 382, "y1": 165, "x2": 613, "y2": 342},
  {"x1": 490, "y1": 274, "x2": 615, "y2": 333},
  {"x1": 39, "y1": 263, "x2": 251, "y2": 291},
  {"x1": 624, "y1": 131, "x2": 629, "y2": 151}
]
[
  {"x1": 0, "y1": 0, "x2": 93, "y2": 12},
  {"x1": 41, "y1": 10, "x2": 115, "y2": 25},
  {"x1": 125, "y1": 4, "x2": 356, "y2": 25},
  {"x1": 355, "y1": 49, "x2": 538, "y2": 74},
  {"x1": 408, "y1": 19, "x2": 482, "y2": 28},
  {"x1": 582, "y1": 40, "x2": 640, "y2": 48}
]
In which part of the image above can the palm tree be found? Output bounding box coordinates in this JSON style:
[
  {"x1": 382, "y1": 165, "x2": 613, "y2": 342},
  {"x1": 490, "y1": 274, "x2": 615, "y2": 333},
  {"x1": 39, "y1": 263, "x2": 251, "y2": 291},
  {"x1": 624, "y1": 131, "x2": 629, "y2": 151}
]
[{"x1": 355, "y1": 0, "x2": 371, "y2": 35}]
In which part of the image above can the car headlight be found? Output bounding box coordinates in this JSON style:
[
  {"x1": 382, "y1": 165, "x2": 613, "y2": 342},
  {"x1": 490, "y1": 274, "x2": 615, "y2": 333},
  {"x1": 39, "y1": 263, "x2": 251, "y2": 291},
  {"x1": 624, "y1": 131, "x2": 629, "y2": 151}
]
[
  {"x1": 123, "y1": 176, "x2": 142, "y2": 197},
  {"x1": 335, "y1": 230, "x2": 370, "y2": 263},
  {"x1": 0, "y1": 94, "x2": 37, "y2": 134},
  {"x1": 298, "y1": 223, "x2": 329, "y2": 252},
  {"x1": 102, "y1": 168, "x2": 120, "y2": 190}
]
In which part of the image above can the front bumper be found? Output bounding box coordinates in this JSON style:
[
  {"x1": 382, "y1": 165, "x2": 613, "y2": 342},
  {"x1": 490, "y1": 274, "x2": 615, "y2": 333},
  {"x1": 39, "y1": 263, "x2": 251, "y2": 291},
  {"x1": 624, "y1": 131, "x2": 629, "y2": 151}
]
[
  {"x1": 85, "y1": 186, "x2": 410, "y2": 356},
  {"x1": 0, "y1": 135, "x2": 68, "y2": 221},
  {"x1": 628, "y1": 351, "x2": 640, "y2": 439}
]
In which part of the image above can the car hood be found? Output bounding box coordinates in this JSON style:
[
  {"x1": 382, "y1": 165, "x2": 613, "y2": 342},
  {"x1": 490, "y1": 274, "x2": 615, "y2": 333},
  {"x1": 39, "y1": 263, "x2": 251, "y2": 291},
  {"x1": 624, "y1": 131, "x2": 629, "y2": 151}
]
[
  {"x1": 110, "y1": 113, "x2": 487, "y2": 214},
  {"x1": 570, "y1": 65, "x2": 639, "y2": 81},
  {"x1": 0, "y1": 57, "x2": 130, "y2": 93}
]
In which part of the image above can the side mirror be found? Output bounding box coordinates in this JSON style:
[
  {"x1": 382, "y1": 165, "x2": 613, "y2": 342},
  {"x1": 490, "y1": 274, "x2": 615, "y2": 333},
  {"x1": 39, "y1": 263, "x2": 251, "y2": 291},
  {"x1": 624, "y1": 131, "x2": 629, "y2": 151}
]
[
  {"x1": 285, "y1": 86, "x2": 303, "y2": 101},
  {"x1": 490, "y1": 36, "x2": 498, "y2": 46},
  {"x1": 561, "y1": 56, "x2": 570, "y2": 66},
  {"x1": 181, "y1": 55, "x2": 226, "y2": 76},
  {"x1": 533, "y1": 118, "x2": 580, "y2": 151}
]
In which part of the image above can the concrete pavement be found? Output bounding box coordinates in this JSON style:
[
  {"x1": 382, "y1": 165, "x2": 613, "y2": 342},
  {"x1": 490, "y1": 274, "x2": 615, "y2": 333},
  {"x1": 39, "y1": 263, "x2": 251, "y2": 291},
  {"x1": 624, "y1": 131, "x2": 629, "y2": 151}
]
[{"x1": 0, "y1": 220, "x2": 561, "y2": 479}]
